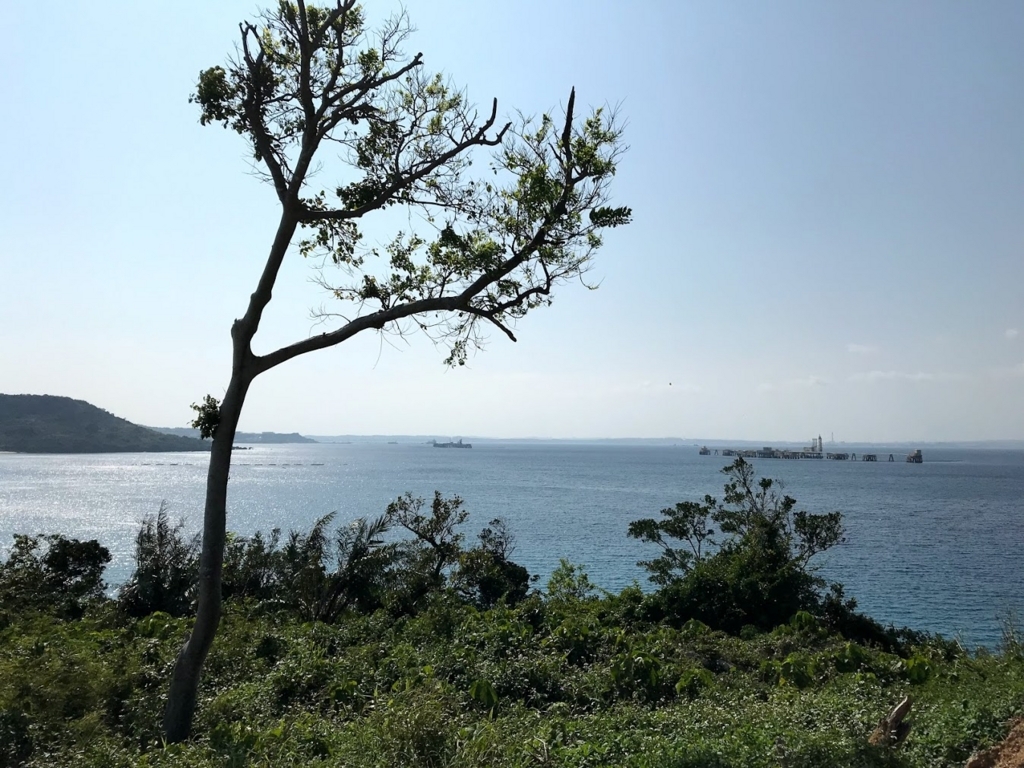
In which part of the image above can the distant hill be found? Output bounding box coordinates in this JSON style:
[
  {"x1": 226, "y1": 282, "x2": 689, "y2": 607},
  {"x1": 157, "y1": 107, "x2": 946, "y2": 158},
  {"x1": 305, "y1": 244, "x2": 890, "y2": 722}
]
[
  {"x1": 0, "y1": 394, "x2": 210, "y2": 453},
  {"x1": 152, "y1": 427, "x2": 316, "y2": 444}
]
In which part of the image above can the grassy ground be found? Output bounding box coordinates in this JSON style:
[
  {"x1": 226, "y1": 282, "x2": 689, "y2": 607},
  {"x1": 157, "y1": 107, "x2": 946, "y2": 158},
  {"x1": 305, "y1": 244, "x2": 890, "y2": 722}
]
[{"x1": 2, "y1": 595, "x2": 1022, "y2": 767}]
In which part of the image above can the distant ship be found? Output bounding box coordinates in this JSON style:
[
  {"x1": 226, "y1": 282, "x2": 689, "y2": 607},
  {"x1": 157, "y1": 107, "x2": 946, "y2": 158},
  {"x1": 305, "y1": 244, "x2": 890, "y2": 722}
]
[
  {"x1": 699, "y1": 446, "x2": 711, "y2": 455},
  {"x1": 432, "y1": 439, "x2": 472, "y2": 449}
]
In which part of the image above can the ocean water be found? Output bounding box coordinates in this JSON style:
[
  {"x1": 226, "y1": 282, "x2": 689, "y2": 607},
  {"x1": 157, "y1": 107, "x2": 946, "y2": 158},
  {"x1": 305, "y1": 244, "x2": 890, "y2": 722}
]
[{"x1": 1, "y1": 443, "x2": 1022, "y2": 647}]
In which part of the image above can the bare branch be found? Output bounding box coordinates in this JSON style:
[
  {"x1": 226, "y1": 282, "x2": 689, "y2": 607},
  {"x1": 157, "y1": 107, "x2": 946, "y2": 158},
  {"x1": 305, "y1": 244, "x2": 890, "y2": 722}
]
[
  {"x1": 295, "y1": 0, "x2": 316, "y2": 129},
  {"x1": 301, "y1": 98, "x2": 510, "y2": 223},
  {"x1": 253, "y1": 294, "x2": 461, "y2": 374},
  {"x1": 463, "y1": 307, "x2": 518, "y2": 342},
  {"x1": 240, "y1": 23, "x2": 290, "y2": 202}
]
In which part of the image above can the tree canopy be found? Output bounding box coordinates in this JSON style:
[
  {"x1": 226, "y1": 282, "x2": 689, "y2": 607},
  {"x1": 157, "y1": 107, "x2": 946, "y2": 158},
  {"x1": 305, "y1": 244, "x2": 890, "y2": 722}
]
[{"x1": 190, "y1": 0, "x2": 630, "y2": 372}]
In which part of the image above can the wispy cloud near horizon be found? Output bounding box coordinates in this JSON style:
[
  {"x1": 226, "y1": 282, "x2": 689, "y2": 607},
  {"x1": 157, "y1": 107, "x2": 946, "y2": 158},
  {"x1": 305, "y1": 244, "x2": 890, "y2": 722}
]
[
  {"x1": 1006, "y1": 329, "x2": 1019, "y2": 340},
  {"x1": 849, "y1": 370, "x2": 968, "y2": 383},
  {"x1": 847, "y1": 343, "x2": 879, "y2": 355},
  {"x1": 758, "y1": 375, "x2": 830, "y2": 392},
  {"x1": 989, "y1": 362, "x2": 1024, "y2": 379},
  {"x1": 638, "y1": 380, "x2": 702, "y2": 394}
]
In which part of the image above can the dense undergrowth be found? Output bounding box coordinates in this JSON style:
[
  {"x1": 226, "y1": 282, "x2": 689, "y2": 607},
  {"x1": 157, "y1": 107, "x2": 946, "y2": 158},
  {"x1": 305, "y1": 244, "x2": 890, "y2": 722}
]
[{"x1": 2, "y1": 460, "x2": 1022, "y2": 767}]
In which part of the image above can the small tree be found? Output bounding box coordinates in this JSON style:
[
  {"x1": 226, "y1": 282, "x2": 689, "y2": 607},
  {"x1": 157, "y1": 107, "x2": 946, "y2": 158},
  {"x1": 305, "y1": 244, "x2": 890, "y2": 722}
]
[
  {"x1": 119, "y1": 503, "x2": 200, "y2": 618},
  {"x1": 627, "y1": 498, "x2": 718, "y2": 585},
  {"x1": 455, "y1": 518, "x2": 532, "y2": 609},
  {"x1": 166, "y1": 0, "x2": 629, "y2": 739},
  {"x1": 0, "y1": 534, "x2": 110, "y2": 620},
  {"x1": 278, "y1": 511, "x2": 398, "y2": 620},
  {"x1": 388, "y1": 492, "x2": 468, "y2": 612},
  {"x1": 221, "y1": 528, "x2": 283, "y2": 602},
  {"x1": 628, "y1": 458, "x2": 846, "y2": 631}
]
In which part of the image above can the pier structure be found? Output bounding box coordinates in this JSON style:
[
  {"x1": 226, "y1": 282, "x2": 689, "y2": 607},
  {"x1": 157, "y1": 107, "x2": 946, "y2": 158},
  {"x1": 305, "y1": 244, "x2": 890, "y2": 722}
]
[
  {"x1": 721, "y1": 447, "x2": 824, "y2": 460},
  {"x1": 711, "y1": 438, "x2": 921, "y2": 463},
  {"x1": 432, "y1": 438, "x2": 472, "y2": 449}
]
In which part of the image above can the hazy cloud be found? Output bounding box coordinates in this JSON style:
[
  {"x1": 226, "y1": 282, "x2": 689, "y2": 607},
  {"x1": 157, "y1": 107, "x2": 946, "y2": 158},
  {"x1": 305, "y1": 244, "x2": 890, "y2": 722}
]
[
  {"x1": 636, "y1": 380, "x2": 701, "y2": 394},
  {"x1": 850, "y1": 370, "x2": 968, "y2": 383},
  {"x1": 991, "y1": 362, "x2": 1024, "y2": 379},
  {"x1": 758, "y1": 375, "x2": 829, "y2": 392},
  {"x1": 846, "y1": 343, "x2": 879, "y2": 355},
  {"x1": 1006, "y1": 329, "x2": 1019, "y2": 340}
]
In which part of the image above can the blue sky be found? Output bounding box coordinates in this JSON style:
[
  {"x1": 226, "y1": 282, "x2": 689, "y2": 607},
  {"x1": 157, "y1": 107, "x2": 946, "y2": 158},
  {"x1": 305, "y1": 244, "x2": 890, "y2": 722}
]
[{"x1": 2, "y1": 1, "x2": 1022, "y2": 441}]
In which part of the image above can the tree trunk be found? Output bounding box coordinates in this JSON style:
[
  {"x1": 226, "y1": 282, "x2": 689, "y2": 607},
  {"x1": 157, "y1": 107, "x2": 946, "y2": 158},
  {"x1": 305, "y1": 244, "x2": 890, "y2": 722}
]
[
  {"x1": 160, "y1": 205, "x2": 298, "y2": 742},
  {"x1": 162, "y1": 370, "x2": 249, "y2": 742}
]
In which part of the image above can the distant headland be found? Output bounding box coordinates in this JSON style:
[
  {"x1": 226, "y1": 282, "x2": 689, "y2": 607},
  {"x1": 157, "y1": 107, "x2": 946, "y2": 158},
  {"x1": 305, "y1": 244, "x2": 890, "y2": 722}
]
[
  {"x1": 150, "y1": 427, "x2": 317, "y2": 444},
  {"x1": 0, "y1": 394, "x2": 210, "y2": 454}
]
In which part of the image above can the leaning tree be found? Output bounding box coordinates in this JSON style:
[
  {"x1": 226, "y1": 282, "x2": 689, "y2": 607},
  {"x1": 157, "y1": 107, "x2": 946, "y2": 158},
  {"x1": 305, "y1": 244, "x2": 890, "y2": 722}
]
[{"x1": 165, "y1": 0, "x2": 630, "y2": 741}]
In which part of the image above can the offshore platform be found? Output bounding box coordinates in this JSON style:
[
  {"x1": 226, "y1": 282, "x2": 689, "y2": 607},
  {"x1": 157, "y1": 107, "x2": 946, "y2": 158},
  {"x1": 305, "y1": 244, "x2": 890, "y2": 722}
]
[{"x1": 699, "y1": 436, "x2": 922, "y2": 463}]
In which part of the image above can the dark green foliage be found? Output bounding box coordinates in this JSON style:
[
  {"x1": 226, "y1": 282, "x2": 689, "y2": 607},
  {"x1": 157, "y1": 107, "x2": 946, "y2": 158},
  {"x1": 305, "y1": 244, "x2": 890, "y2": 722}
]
[
  {"x1": 999, "y1": 611, "x2": 1024, "y2": 661},
  {"x1": 282, "y1": 512, "x2": 398, "y2": 620},
  {"x1": 819, "y1": 583, "x2": 927, "y2": 653},
  {"x1": 645, "y1": 529, "x2": 820, "y2": 633},
  {"x1": 0, "y1": 534, "x2": 110, "y2": 621},
  {"x1": 627, "y1": 497, "x2": 717, "y2": 584},
  {"x1": 630, "y1": 458, "x2": 847, "y2": 633},
  {"x1": 236, "y1": 495, "x2": 536, "y2": 620},
  {"x1": 388, "y1": 492, "x2": 468, "y2": 612},
  {"x1": 454, "y1": 518, "x2": 532, "y2": 609},
  {"x1": 0, "y1": 708, "x2": 32, "y2": 766},
  {"x1": 118, "y1": 503, "x2": 200, "y2": 618},
  {"x1": 1, "y1": 548, "x2": 1022, "y2": 766},
  {"x1": 116, "y1": 493, "x2": 536, "y2": 625},
  {"x1": 188, "y1": 395, "x2": 221, "y2": 440},
  {"x1": 222, "y1": 529, "x2": 283, "y2": 602},
  {"x1": 546, "y1": 559, "x2": 600, "y2": 605}
]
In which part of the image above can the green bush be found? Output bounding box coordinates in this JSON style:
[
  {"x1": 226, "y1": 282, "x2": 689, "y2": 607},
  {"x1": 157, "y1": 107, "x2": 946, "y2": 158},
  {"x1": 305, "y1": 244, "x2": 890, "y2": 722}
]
[
  {"x1": 118, "y1": 503, "x2": 199, "y2": 618},
  {"x1": 630, "y1": 459, "x2": 859, "y2": 635},
  {"x1": 0, "y1": 534, "x2": 110, "y2": 620},
  {"x1": 454, "y1": 519, "x2": 532, "y2": 609}
]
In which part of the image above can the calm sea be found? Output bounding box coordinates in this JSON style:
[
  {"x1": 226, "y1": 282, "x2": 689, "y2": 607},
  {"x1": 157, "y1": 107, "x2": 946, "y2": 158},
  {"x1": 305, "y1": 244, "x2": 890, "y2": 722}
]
[{"x1": 1, "y1": 443, "x2": 1022, "y2": 647}]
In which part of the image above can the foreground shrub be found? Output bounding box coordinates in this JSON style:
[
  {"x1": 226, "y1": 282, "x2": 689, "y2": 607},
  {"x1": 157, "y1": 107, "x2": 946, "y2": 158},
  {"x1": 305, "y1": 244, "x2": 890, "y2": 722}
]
[
  {"x1": 118, "y1": 502, "x2": 199, "y2": 618},
  {"x1": 630, "y1": 458, "x2": 847, "y2": 633},
  {"x1": 0, "y1": 533, "x2": 110, "y2": 621}
]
